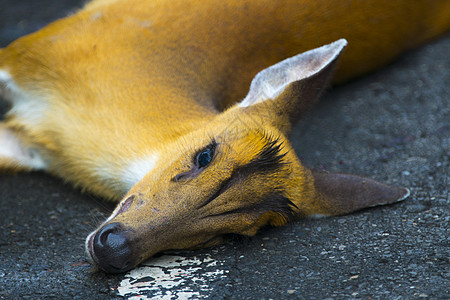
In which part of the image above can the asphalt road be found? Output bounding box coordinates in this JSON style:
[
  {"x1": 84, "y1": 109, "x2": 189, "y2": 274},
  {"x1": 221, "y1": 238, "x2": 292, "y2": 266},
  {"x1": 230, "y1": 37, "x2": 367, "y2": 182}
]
[{"x1": 0, "y1": 1, "x2": 449, "y2": 299}]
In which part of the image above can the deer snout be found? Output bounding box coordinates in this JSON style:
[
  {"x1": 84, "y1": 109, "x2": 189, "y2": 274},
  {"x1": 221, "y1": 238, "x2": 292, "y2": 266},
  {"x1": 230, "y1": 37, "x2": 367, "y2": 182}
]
[{"x1": 88, "y1": 222, "x2": 136, "y2": 273}]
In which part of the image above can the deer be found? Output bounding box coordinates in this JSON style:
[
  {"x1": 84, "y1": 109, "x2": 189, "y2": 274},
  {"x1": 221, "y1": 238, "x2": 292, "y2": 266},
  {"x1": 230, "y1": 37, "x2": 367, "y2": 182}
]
[{"x1": 0, "y1": 0, "x2": 449, "y2": 273}]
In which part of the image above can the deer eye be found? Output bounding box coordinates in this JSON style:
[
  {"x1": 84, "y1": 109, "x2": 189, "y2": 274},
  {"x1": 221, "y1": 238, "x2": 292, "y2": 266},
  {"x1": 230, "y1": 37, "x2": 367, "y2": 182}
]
[
  {"x1": 195, "y1": 141, "x2": 217, "y2": 168},
  {"x1": 196, "y1": 148, "x2": 213, "y2": 168}
]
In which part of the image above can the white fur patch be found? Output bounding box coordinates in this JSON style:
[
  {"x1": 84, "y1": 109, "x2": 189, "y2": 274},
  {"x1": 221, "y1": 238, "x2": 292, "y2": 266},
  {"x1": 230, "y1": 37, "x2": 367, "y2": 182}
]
[
  {"x1": 0, "y1": 127, "x2": 47, "y2": 170},
  {"x1": 0, "y1": 70, "x2": 48, "y2": 126},
  {"x1": 121, "y1": 153, "x2": 159, "y2": 190}
]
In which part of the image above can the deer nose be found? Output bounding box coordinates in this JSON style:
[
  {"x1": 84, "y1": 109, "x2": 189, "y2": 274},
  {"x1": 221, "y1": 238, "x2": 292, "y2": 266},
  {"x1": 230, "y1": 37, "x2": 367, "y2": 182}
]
[{"x1": 92, "y1": 222, "x2": 133, "y2": 273}]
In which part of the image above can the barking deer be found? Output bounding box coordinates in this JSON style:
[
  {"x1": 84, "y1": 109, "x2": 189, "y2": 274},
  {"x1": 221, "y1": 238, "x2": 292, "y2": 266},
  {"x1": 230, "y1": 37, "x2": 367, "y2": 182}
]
[{"x1": 0, "y1": 0, "x2": 449, "y2": 273}]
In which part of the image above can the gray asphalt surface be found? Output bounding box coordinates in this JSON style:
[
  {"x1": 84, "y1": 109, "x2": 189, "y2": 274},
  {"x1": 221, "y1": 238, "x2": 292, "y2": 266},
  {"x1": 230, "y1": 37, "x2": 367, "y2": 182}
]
[{"x1": 0, "y1": 1, "x2": 449, "y2": 299}]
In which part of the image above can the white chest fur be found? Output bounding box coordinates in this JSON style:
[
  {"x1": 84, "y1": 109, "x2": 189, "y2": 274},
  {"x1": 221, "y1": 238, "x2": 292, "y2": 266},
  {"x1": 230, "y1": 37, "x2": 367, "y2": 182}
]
[{"x1": 121, "y1": 154, "x2": 160, "y2": 191}]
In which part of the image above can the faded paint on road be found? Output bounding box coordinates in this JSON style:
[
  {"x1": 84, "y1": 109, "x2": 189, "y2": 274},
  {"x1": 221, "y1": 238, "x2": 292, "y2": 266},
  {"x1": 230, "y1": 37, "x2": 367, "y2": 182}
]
[{"x1": 117, "y1": 254, "x2": 228, "y2": 299}]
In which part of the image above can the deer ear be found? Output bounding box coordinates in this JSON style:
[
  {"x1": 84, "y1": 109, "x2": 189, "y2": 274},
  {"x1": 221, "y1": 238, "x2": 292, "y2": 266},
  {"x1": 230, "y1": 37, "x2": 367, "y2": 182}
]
[
  {"x1": 238, "y1": 39, "x2": 347, "y2": 130},
  {"x1": 306, "y1": 170, "x2": 410, "y2": 217}
]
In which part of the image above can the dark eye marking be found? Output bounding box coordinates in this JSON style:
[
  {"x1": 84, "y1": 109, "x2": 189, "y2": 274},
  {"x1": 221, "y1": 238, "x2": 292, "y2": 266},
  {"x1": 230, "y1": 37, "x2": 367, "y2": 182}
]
[
  {"x1": 239, "y1": 136, "x2": 288, "y2": 176},
  {"x1": 197, "y1": 136, "x2": 289, "y2": 209},
  {"x1": 204, "y1": 190, "x2": 298, "y2": 220},
  {"x1": 197, "y1": 176, "x2": 234, "y2": 209}
]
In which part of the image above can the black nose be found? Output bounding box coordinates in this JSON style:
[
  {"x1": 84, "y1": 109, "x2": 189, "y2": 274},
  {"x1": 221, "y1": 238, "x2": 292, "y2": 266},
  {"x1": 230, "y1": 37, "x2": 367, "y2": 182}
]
[{"x1": 92, "y1": 222, "x2": 133, "y2": 273}]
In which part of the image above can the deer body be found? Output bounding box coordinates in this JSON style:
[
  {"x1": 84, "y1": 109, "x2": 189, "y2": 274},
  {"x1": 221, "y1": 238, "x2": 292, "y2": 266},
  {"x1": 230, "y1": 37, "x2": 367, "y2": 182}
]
[{"x1": 1, "y1": 0, "x2": 449, "y2": 273}]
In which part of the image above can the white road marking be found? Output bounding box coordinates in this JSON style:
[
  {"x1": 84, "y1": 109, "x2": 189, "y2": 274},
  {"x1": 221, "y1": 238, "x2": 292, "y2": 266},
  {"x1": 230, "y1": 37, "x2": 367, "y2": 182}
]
[{"x1": 117, "y1": 254, "x2": 228, "y2": 299}]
